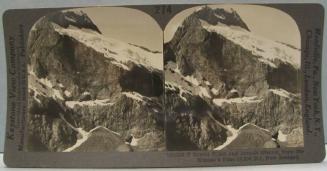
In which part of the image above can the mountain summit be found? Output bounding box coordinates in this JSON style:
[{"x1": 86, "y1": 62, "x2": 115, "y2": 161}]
[
  {"x1": 194, "y1": 6, "x2": 250, "y2": 31},
  {"x1": 48, "y1": 10, "x2": 102, "y2": 34}
]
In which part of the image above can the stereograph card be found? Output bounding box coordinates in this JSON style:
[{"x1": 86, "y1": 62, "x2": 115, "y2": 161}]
[{"x1": 2, "y1": 3, "x2": 326, "y2": 168}]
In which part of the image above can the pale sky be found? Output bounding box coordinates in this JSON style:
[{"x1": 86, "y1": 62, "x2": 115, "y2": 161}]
[
  {"x1": 164, "y1": 5, "x2": 301, "y2": 49},
  {"x1": 81, "y1": 7, "x2": 163, "y2": 52}
]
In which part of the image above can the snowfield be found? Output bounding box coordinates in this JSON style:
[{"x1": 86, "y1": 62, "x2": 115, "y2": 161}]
[
  {"x1": 53, "y1": 24, "x2": 163, "y2": 71},
  {"x1": 200, "y1": 20, "x2": 301, "y2": 69}
]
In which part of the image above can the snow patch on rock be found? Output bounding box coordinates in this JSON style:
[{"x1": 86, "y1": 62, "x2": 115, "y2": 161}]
[
  {"x1": 278, "y1": 130, "x2": 288, "y2": 142},
  {"x1": 64, "y1": 90, "x2": 72, "y2": 97},
  {"x1": 65, "y1": 99, "x2": 114, "y2": 108},
  {"x1": 165, "y1": 81, "x2": 191, "y2": 102},
  {"x1": 214, "y1": 123, "x2": 270, "y2": 150},
  {"x1": 63, "y1": 128, "x2": 89, "y2": 152},
  {"x1": 130, "y1": 136, "x2": 141, "y2": 146},
  {"x1": 214, "y1": 125, "x2": 238, "y2": 150},
  {"x1": 63, "y1": 126, "x2": 120, "y2": 152},
  {"x1": 29, "y1": 88, "x2": 42, "y2": 103},
  {"x1": 199, "y1": 86, "x2": 212, "y2": 98},
  {"x1": 122, "y1": 92, "x2": 146, "y2": 102},
  {"x1": 230, "y1": 88, "x2": 238, "y2": 94},
  {"x1": 211, "y1": 88, "x2": 219, "y2": 95},
  {"x1": 213, "y1": 96, "x2": 262, "y2": 106},
  {"x1": 174, "y1": 67, "x2": 200, "y2": 86},
  {"x1": 269, "y1": 89, "x2": 292, "y2": 98},
  {"x1": 37, "y1": 77, "x2": 64, "y2": 100},
  {"x1": 111, "y1": 61, "x2": 130, "y2": 71},
  {"x1": 239, "y1": 123, "x2": 270, "y2": 133}
]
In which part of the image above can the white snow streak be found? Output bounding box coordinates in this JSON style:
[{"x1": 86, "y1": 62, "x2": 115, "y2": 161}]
[
  {"x1": 173, "y1": 67, "x2": 200, "y2": 86},
  {"x1": 199, "y1": 87, "x2": 212, "y2": 98},
  {"x1": 58, "y1": 83, "x2": 64, "y2": 88},
  {"x1": 238, "y1": 123, "x2": 270, "y2": 133},
  {"x1": 165, "y1": 82, "x2": 190, "y2": 102},
  {"x1": 178, "y1": 86, "x2": 188, "y2": 102},
  {"x1": 111, "y1": 61, "x2": 130, "y2": 70},
  {"x1": 269, "y1": 89, "x2": 292, "y2": 98},
  {"x1": 63, "y1": 126, "x2": 121, "y2": 152},
  {"x1": 130, "y1": 136, "x2": 141, "y2": 146},
  {"x1": 211, "y1": 88, "x2": 219, "y2": 95},
  {"x1": 64, "y1": 90, "x2": 72, "y2": 97},
  {"x1": 214, "y1": 123, "x2": 270, "y2": 150},
  {"x1": 214, "y1": 125, "x2": 238, "y2": 150},
  {"x1": 213, "y1": 96, "x2": 262, "y2": 106},
  {"x1": 29, "y1": 88, "x2": 42, "y2": 103},
  {"x1": 214, "y1": 13, "x2": 226, "y2": 20},
  {"x1": 63, "y1": 128, "x2": 89, "y2": 152},
  {"x1": 89, "y1": 126, "x2": 121, "y2": 136},
  {"x1": 165, "y1": 82, "x2": 178, "y2": 91},
  {"x1": 38, "y1": 77, "x2": 64, "y2": 100},
  {"x1": 184, "y1": 75, "x2": 200, "y2": 86},
  {"x1": 65, "y1": 99, "x2": 114, "y2": 108},
  {"x1": 205, "y1": 81, "x2": 212, "y2": 86},
  {"x1": 122, "y1": 92, "x2": 145, "y2": 102},
  {"x1": 230, "y1": 88, "x2": 238, "y2": 94}
]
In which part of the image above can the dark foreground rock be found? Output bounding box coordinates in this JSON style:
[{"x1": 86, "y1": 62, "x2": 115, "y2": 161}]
[
  {"x1": 223, "y1": 124, "x2": 277, "y2": 150},
  {"x1": 69, "y1": 127, "x2": 132, "y2": 152}
]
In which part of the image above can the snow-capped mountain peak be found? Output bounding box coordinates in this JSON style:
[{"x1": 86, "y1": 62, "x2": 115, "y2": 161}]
[
  {"x1": 50, "y1": 10, "x2": 163, "y2": 71},
  {"x1": 194, "y1": 6, "x2": 250, "y2": 31},
  {"x1": 53, "y1": 26, "x2": 163, "y2": 71},
  {"x1": 48, "y1": 10, "x2": 102, "y2": 34}
]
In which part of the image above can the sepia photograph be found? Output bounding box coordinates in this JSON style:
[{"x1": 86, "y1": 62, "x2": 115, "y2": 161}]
[
  {"x1": 164, "y1": 5, "x2": 303, "y2": 151},
  {"x1": 3, "y1": 2, "x2": 326, "y2": 168},
  {"x1": 26, "y1": 7, "x2": 165, "y2": 152},
  {"x1": 26, "y1": 4, "x2": 303, "y2": 153}
]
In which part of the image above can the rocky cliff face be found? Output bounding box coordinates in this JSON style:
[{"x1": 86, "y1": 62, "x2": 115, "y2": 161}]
[
  {"x1": 27, "y1": 10, "x2": 164, "y2": 152},
  {"x1": 165, "y1": 6, "x2": 303, "y2": 150}
]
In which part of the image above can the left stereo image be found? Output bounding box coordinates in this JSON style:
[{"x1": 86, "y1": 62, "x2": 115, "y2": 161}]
[{"x1": 26, "y1": 7, "x2": 165, "y2": 152}]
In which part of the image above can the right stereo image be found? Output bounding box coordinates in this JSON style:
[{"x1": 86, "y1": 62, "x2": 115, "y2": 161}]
[{"x1": 164, "y1": 4, "x2": 303, "y2": 151}]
